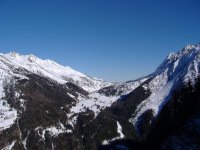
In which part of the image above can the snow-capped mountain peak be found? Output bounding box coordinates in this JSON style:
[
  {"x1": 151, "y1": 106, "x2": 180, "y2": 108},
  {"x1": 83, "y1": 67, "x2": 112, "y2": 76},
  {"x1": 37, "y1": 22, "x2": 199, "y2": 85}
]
[
  {"x1": 155, "y1": 44, "x2": 200, "y2": 74},
  {"x1": 9, "y1": 51, "x2": 21, "y2": 58},
  {"x1": 166, "y1": 52, "x2": 176, "y2": 61},
  {"x1": 131, "y1": 43, "x2": 200, "y2": 125},
  {"x1": 0, "y1": 52, "x2": 111, "y2": 92}
]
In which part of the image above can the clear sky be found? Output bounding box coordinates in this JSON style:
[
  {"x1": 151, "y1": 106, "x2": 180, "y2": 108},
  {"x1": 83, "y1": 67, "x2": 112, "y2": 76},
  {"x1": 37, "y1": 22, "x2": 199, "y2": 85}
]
[{"x1": 0, "y1": 0, "x2": 200, "y2": 81}]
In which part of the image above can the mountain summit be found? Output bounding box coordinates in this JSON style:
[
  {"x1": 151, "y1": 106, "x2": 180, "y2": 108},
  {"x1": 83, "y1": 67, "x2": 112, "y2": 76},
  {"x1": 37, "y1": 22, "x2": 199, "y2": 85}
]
[
  {"x1": 130, "y1": 43, "x2": 200, "y2": 125},
  {"x1": 0, "y1": 52, "x2": 111, "y2": 92}
]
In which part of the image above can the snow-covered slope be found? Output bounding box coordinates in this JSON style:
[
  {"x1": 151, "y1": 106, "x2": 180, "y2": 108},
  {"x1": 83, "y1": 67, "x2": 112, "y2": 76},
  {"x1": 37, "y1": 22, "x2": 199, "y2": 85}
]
[
  {"x1": 0, "y1": 80, "x2": 17, "y2": 131},
  {"x1": 130, "y1": 43, "x2": 200, "y2": 124},
  {"x1": 0, "y1": 52, "x2": 111, "y2": 92},
  {"x1": 70, "y1": 78, "x2": 148, "y2": 117},
  {"x1": 0, "y1": 60, "x2": 24, "y2": 132}
]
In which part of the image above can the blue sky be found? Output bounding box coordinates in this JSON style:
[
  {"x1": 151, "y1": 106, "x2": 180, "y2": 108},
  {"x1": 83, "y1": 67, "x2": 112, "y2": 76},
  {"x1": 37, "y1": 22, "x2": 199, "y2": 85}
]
[{"x1": 0, "y1": 0, "x2": 200, "y2": 81}]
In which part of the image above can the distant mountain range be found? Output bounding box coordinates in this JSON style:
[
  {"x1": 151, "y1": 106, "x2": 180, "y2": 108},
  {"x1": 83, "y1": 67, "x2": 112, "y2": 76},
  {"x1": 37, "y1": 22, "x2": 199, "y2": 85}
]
[{"x1": 0, "y1": 43, "x2": 200, "y2": 150}]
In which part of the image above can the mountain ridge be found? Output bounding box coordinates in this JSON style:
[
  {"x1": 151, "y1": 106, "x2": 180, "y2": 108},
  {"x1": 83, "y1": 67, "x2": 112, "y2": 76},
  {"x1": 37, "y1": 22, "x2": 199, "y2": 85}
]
[{"x1": 0, "y1": 51, "x2": 112, "y2": 93}]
